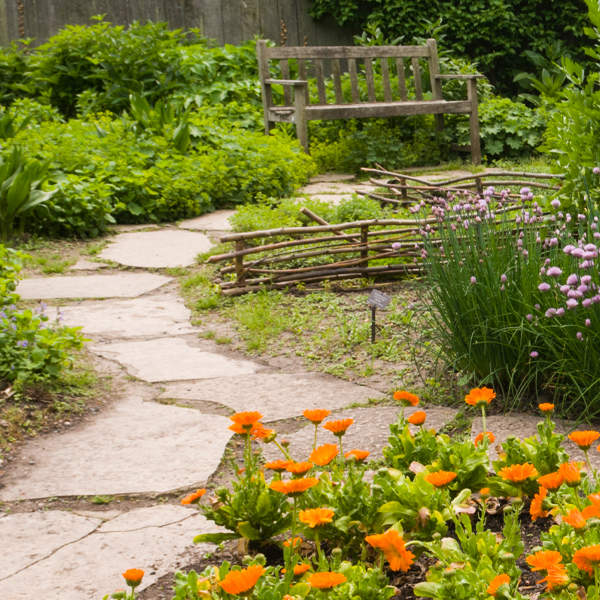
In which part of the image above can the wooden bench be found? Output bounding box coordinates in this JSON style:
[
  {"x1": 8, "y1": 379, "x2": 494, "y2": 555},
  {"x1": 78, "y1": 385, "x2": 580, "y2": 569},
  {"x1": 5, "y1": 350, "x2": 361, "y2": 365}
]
[{"x1": 256, "y1": 39, "x2": 483, "y2": 164}]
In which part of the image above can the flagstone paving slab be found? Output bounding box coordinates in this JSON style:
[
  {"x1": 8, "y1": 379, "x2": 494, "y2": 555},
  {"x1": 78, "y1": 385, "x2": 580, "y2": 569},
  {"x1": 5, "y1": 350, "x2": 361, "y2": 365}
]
[
  {"x1": 16, "y1": 273, "x2": 172, "y2": 300},
  {"x1": 309, "y1": 194, "x2": 353, "y2": 206},
  {"x1": 160, "y1": 374, "x2": 385, "y2": 421},
  {"x1": 471, "y1": 414, "x2": 600, "y2": 468},
  {"x1": 57, "y1": 295, "x2": 196, "y2": 340},
  {"x1": 0, "y1": 511, "x2": 101, "y2": 580},
  {"x1": 90, "y1": 338, "x2": 260, "y2": 382},
  {"x1": 263, "y1": 405, "x2": 458, "y2": 463},
  {"x1": 298, "y1": 182, "x2": 378, "y2": 195},
  {"x1": 111, "y1": 223, "x2": 160, "y2": 232},
  {"x1": 99, "y1": 230, "x2": 213, "y2": 268},
  {"x1": 69, "y1": 259, "x2": 109, "y2": 271},
  {"x1": 311, "y1": 174, "x2": 355, "y2": 183},
  {"x1": 2, "y1": 509, "x2": 222, "y2": 600},
  {"x1": 0, "y1": 396, "x2": 233, "y2": 500},
  {"x1": 98, "y1": 505, "x2": 194, "y2": 533},
  {"x1": 179, "y1": 210, "x2": 236, "y2": 231}
]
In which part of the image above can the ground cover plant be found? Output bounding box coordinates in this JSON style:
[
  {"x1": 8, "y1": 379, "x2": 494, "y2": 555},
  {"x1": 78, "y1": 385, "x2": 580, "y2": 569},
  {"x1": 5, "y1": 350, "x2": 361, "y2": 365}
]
[{"x1": 108, "y1": 389, "x2": 600, "y2": 600}]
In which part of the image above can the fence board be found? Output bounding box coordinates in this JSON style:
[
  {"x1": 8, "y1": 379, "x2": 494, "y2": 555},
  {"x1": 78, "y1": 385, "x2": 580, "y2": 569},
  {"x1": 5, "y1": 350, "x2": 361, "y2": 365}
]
[{"x1": 5, "y1": 0, "x2": 354, "y2": 48}]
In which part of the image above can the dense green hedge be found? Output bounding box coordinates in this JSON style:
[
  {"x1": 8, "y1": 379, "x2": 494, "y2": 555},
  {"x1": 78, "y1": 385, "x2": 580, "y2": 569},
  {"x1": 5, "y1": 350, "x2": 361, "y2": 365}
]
[{"x1": 309, "y1": 0, "x2": 589, "y2": 94}]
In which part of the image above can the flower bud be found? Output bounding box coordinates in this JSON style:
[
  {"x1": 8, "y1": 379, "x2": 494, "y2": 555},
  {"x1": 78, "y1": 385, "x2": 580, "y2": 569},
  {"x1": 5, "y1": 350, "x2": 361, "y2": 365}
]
[
  {"x1": 281, "y1": 439, "x2": 290, "y2": 448},
  {"x1": 371, "y1": 484, "x2": 383, "y2": 494},
  {"x1": 111, "y1": 591, "x2": 127, "y2": 600},
  {"x1": 432, "y1": 532, "x2": 442, "y2": 541}
]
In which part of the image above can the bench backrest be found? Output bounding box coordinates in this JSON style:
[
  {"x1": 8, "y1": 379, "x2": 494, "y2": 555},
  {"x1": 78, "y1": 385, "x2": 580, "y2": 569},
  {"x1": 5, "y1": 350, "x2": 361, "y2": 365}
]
[{"x1": 256, "y1": 39, "x2": 442, "y2": 106}]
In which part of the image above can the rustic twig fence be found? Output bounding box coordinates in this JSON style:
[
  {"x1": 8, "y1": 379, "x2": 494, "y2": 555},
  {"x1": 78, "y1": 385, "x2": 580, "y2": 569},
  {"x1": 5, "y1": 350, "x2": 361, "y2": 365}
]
[{"x1": 207, "y1": 169, "x2": 565, "y2": 296}]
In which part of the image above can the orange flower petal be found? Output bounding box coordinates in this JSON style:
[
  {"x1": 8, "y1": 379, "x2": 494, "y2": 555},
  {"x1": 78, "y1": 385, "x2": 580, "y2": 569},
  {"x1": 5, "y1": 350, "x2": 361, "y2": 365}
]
[
  {"x1": 303, "y1": 409, "x2": 331, "y2": 424},
  {"x1": 309, "y1": 444, "x2": 339, "y2": 466},
  {"x1": 299, "y1": 507, "x2": 335, "y2": 528},
  {"x1": 407, "y1": 411, "x2": 426, "y2": 426},
  {"x1": 323, "y1": 419, "x2": 353, "y2": 436},
  {"x1": 220, "y1": 565, "x2": 265, "y2": 596},
  {"x1": 393, "y1": 391, "x2": 420, "y2": 406},
  {"x1": 526, "y1": 550, "x2": 563, "y2": 572},
  {"x1": 307, "y1": 572, "x2": 347, "y2": 591},
  {"x1": 464, "y1": 387, "x2": 495, "y2": 406},
  {"x1": 487, "y1": 574, "x2": 510, "y2": 597},
  {"x1": 424, "y1": 470, "x2": 457, "y2": 488},
  {"x1": 498, "y1": 463, "x2": 537, "y2": 483},
  {"x1": 181, "y1": 489, "x2": 206, "y2": 505},
  {"x1": 569, "y1": 431, "x2": 600, "y2": 451}
]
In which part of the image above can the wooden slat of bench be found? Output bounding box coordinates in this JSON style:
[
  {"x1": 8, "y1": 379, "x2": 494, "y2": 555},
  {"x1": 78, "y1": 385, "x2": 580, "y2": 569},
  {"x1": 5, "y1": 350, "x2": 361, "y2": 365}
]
[
  {"x1": 396, "y1": 58, "x2": 407, "y2": 101},
  {"x1": 332, "y1": 58, "x2": 344, "y2": 104},
  {"x1": 364, "y1": 58, "x2": 376, "y2": 102},
  {"x1": 381, "y1": 58, "x2": 392, "y2": 102},
  {"x1": 279, "y1": 59, "x2": 292, "y2": 106},
  {"x1": 314, "y1": 58, "x2": 327, "y2": 105},
  {"x1": 348, "y1": 58, "x2": 360, "y2": 103},
  {"x1": 297, "y1": 59, "x2": 310, "y2": 104},
  {"x1": 411, "y1": 57, "x2": 422, "y2": 101},
  {"x1": 305, "y1": 100, "x2": 472, "y2": 120},
  {"x1": 266, "y1": 46, "x2": 431, "y2": 59}
]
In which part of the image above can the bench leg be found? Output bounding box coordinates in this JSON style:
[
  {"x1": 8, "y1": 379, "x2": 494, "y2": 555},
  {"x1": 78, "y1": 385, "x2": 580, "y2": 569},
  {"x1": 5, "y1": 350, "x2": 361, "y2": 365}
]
[
  {"x1": 434, "y1": 114, "x2": 444, "y2": 133},
  {"x1": 467, "y1": 79, "x2": 481, "y2": 165},
  {"x1": 294, "y1": 86, "x2": 308, "y2": 153}
]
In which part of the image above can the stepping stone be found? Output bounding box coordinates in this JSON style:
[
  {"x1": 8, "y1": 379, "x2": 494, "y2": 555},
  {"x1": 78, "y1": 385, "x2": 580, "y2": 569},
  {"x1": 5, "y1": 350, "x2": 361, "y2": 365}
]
[
  {"x1": 69, "y1": 259, "x2": 109, "y2": 271},
  {"x1": 179, "y1": 210, "x2": 237, "y2": 231},
  {"x1": 298, "y1": 182, "x2": 378, "y2": 196},
  {"x1": 262, "y1": 405, "x2": 458, "y2": 463},
  {"x1": 471, "y1": 414, "x2": 600, "y2": 469},
  {"x1": 160, "y1": 373, "x2": 384, "y2": 421},
  {"x1": 111, "y1": 223, "x2": 160, "y2": 232},
  {"x1": 1, "y1": 507, "x2": 223, "y2": 600},
  {"x1": 90, "y1": 338, "x2": 260, "y2": 383},
  {"x1": 99, "y1": 230, "x2": 212, "y2": 268},
  {"x1": 311, "y1": 174, "x2": 355, "y2": 183},
  {"x1": 0, "y1": 511, "x2": 101, "y2": 580},
  {"x1": 16, "y1": 273, "x2": 171, "y2": 300},
  {"x1": 56, "y1": 294, "x2": 196, "y2": 340},
  {"x1": 309, "y1": 194, "x2": 353, "y2": 206},
  {"x1": 0, "y1": 395, "x2": 233, "y2": 500}
]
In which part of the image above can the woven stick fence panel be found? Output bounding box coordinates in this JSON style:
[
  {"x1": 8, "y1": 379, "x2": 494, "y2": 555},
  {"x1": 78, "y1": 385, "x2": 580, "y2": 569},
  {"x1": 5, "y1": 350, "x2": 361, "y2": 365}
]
[{"x1": 208, "y1": 168, "x2": 563, "y2": 295}]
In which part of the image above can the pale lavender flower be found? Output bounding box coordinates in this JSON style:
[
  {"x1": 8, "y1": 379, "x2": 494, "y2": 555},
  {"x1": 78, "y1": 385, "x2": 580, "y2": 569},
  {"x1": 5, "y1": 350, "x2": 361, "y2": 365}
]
[
  {"x1": 501, "y1": 274, "x2": 507, "y2": 283},
  {"x1": 526, "y1": 314, "x2": 533, "y2": 321},
  {"x1": 545, "y1": 308, "x2": 557, "y2": 318},
  {"x1": 579, "y1": 214, "x2": 587, "y2": 221},
  {"x1": 551, "y1": 199, "x2": 561, "y2": 208},
  {"x1": 547, "y1": 267, "x2": 563, "y2": 277},
  {"x1": 535, "y1": 304, "x2": 541, "y2": 309},
  {"x1": 583, "y1": 298, "x2": 593, "y2": 308},
  {"x1": 392, "y1": 242, "x2": 402, "y2": 250},
  {"x1": 557, "y1": 307, "x2": 565, "y2": 316},
  {"x1": 586, "y1": 318, "x2": 592, "y2": 327},
  {"x1": 530, "y1": 351, "x2": 538, "y2": 358},
  {"x1": 538, "y1": 282, "x2": 551, "y2": 292},
  {"x1": 582, "y1": 275, "x2": 592, "y2": 284},
  {"x1": 577, "y1": 332, "x2": 584, "y2": 340},
  {"x1": 594, "y1": 167, "x2": 600, "y2": 174},
  {"x1": 567, "y1": 298, "x2": 579, "y2": 309},
  {"x1": 567, "y1": 274, "x2": 579, "y2": 285},
  {"x1": 470, "y1": 276, "x2": 477, "y2": 284},
  {"x1": 540, "y1": 268, "x2": 546, "y2": 276},
  {"x1": 564, "y1": 245, "x2": 576, "y2": 254},
  {"x1": 578, "y1": 284, "x2": 589, "y2": 293}
]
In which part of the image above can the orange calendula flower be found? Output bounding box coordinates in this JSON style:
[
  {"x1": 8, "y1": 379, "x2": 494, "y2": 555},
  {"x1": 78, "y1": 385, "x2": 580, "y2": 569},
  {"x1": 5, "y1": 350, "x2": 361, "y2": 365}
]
[
  {"x1": 526, "y1": 550, "x2": 563, "y2": 572},
  {"x1": 230, "y1": 411, "x2": 263, "y2": 430},
  {"x1": 589, "y1": 494, "x2": 600, "y2": 511},
  {"x1": 474, "y1": 431, "x2": 495, "y2": 447},
  {"x1": 563, "y1": 508, "x2": 587, "y2": 530},
  {"x1": 365, "y1": 532, "x2": 388, "y2": 550},
  {"x1": 486, "y1": 574, "x2": 510, "y2": 597},
  {"x1": 181, "y1": 489, "x2": 206, "y2": 505},
  {"x1": 323, "y1": 419, "x2": 354, "y2": 437},
  {"x1": 307, "y1": 572, "x2": 347, "y2": 591},
  {"x1": 498, "y1": 463, "x2": 538, "y2": 484},
  {"x1": 299, "y1": 507, "x2": 335, "y2": 528},
  {"x1": 573, "y1": 545, "x2": 600, "y2": 575},
  {"x1": 264, "y1": 460, "x2": 292, "y2": 472},
  {"x1": 538, "y1": 472, "x2": 564, "y2": 492},
  {"x1": 122, "y1": 569, "x2": 145, "y2": 588},
  {"x1": 558, "y1": 461, "x2": 581, "y2": 486},
  {"x1": 407, "y1": 411, "x2": 426, "y2": 426},
  {"x1": 345, "y1": 449, "x2": 370, "y2": 464},
  {"x1": 283, "y1": 537, "x2": 302, "y2": 548},
  {"x1": 365, "y1": 530, "x2": 415, "y2": 571},
  {"x1": 269, "y1": 478, "x2": 319, "y2": 497},
  {"x1": 309, "y1": 444, "x2": 339, "y2": 466},
  {"x1": 282, "y1": 564, "x2": 311, "y2": 576},
  {"x1": 229, "y1": 422, "x2": 263, "y2": 436},
  {"x1": 530, "y1": 487, "x2": 549, "y2": 521},
  {"x1": 304, "y1": 409, "x2": 331, "y2": 425},
  {"x1": 252, "y1": 424, "x2": 275, "y2": 441},
  {"x1": 582, "y1": 505, "x2": 600, "y2": 519},
  {"x1": 220, "y1": 565, "x2": 265, "y2": 596},
  {"x1": 569, "y1": 430, "x2": 600, "y2": 451},
  {"x1": 286, "y1": 462, "x2": 313, "y2": 477},
  {"x1": 393, "y1": 391, "x2": 420, "y2": 407},
  {"x1": 479, "y1": 488, "x2": 491, "y2": 499},
  {"x1": 425, "y1": 470, "x2": 457, "y2": 488},
  {"x1": 464, "y1": 387, "x2": 496, "y2": 407},
  {"x1": 539, "y1": 403, "x2": 554, "y2": 414},
  {"x1": 541, "y1": 565, "x2": 569, "y2": 591}
]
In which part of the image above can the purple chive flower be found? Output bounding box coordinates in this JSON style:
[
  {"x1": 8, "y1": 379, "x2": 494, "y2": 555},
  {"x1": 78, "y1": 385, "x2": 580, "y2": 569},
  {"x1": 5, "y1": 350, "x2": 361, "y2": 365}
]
[
  {"x1": 500, "y1": 284, "x2": 505, "y2": 291},
  {"x1": 577, "y1": 332, "x2": 584, "y2": 340},
  {"x1": 560, "y1": 285, "x2": 571, "y2": 294},
  {"x1": 538, "y1": 283, "x2": 551, "y2": 292},
  {"x1": 470, "y1": 276, "x2": 477, "y2": 284},
  {"x1": 567, "y1": 298, "x2": 579, "y2": 309},
  {"x1": 583, "y1": 298, "x2": 593, "y2": 308},
  {"x1": 526, "y1": 314, "x2": 533, "y2": 322},
  {"x1": 530, "y1": 351, "x2": 539, "y2": 358},
  {"x1": 501, "y1": 274, "x2": 507, "y2": 283},
  {"x1": 547, "y1": 267, "x2": 563, "y2": 277},
  {"x1": 564, "y1": 245, "x2": 576, "y2": 254},
  {"x1": 392, "y1": 242, "x2": 402, "y2": 250},
  {"x1": 557, "y1": 307, "x2": 565, "y2": 316},
  {"x1": 551, "y1": 199, "x2": 561, "y2": 208},
  {"x1": 586, "y1": 319, "x2": 592, "y2": 327},
  {"x1": 582, "y1": 275, "x2": 592, "y2": 284},
  {"x1": 535, "y1": 304, "x2": 540, "y2": 310},
  {"x1": 540, "y1": 268, "x2": 546, "y2": 276},
  {"x1": 594, "y1": 167, "x2": 600, "y2": 174},
  {"x1": 545, "y1": 308, "x2": 557, "y2": 318},
  {"x1": 567, "y1": 274, "x2": 578, "y2": 285}
]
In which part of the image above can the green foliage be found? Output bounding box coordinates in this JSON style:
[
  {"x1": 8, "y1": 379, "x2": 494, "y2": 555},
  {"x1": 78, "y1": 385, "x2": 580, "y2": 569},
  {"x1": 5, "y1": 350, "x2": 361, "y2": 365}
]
[
  {"x1": 309, "y1": 0, "x2": 591, "y2": 95},
  {"x1": 0, "y1": 245, "x2": 84, "y2": 383},
  {"x1": 0, "y1": 147, "x2": 56, "y2": 241},
  {"x1": 383, "y1": 418, "x2": 439, "y2": 475},
  {"x1": 452, "y1": 96, "x2": 548, "y2": 159}
]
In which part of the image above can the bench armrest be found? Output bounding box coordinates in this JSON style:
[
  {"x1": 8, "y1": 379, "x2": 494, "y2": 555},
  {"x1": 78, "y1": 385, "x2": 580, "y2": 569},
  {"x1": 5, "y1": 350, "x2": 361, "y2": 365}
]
[
  {"x1": 434, "y1": 74, "x2": 485, "y2": 80},
  {"x1": 264, "y1": 79, "x2": 308, "y2": 86}
]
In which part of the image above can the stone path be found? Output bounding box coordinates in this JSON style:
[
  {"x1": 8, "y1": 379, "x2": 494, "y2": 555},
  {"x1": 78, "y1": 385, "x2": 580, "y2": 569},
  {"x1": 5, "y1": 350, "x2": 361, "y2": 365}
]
[{"x1": 2, "y1": 173, "x2": 465, "y2": 599}]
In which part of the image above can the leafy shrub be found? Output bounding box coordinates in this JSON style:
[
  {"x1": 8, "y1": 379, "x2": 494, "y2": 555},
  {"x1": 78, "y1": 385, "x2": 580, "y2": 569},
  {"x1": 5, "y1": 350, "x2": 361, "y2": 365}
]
[
  {"x1": 0, "y1": 245, "x2": 84, "y2": 383},
  {"x1": 451, "y1": 96, "x2": 549, "y2": 159}
]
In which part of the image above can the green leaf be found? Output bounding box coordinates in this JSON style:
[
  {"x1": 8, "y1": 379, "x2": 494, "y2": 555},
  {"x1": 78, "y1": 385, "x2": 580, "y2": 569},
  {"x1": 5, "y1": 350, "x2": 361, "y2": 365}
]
[
  {"x1": 193, "y1": 532, "x2": 238, "y2": 544},
  {"x1": 413, "y1": 582, "x2": 441, "y2": 599},
  {"x1": 289, "y1": 583, "x2": 310, "y2": 598},
  {"x1": 237, "y1": 521, "x2": 262, "y2": 540}
]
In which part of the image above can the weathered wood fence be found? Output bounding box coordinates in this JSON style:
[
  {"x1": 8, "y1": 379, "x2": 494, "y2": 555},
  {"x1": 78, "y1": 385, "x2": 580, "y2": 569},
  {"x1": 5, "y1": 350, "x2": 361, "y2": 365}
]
[{"x1": 0, "y1": 0, "x2": 353, "y2": 48}]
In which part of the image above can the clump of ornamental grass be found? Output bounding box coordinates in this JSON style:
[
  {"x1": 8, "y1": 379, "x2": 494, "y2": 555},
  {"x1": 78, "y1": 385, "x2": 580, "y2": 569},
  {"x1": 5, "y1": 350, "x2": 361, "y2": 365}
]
[{"x1": 415, "y1": 171, "x2": 600, "y2": 418}]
